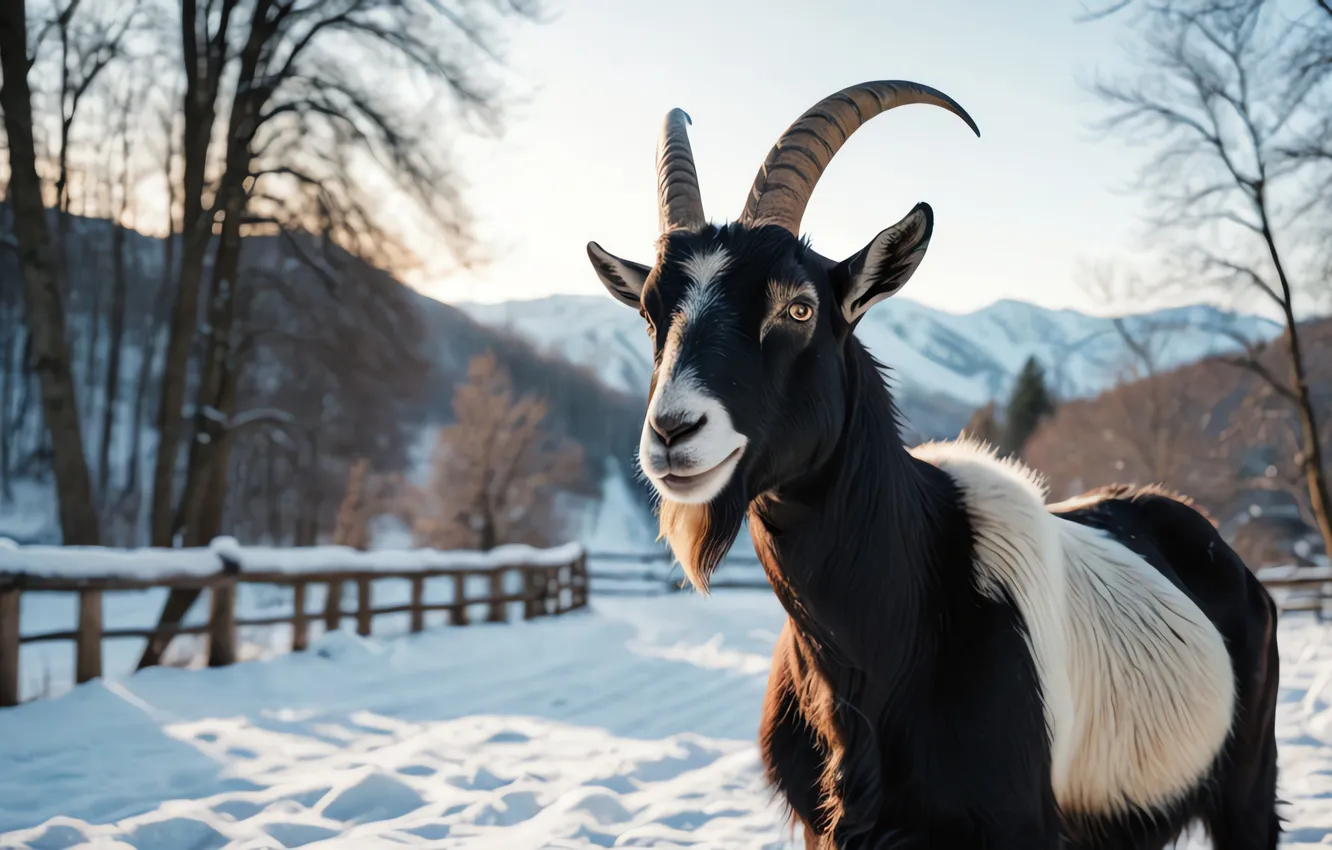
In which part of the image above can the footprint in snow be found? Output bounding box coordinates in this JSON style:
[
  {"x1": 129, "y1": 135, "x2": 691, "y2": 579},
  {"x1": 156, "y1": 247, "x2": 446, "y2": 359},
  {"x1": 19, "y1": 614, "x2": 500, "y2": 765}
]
[
  {"x1": 469, "y1": 789, "x2": 541, "y2": 826},
  {"x1": 122, "y1": 817, "x2": 227, "y2": 850},
  {"x1": 320, "y1": 772, "x2": 425, "y2": 824},
  {"x1": 262, "y1": 823, "x2": 341, "y2": 848},
  {"x1": 446, "y1": 765, "x2": 511, "y2": 791},
  {"x1": 628, "y1": 739, "x2": 724, "y2": 783}
]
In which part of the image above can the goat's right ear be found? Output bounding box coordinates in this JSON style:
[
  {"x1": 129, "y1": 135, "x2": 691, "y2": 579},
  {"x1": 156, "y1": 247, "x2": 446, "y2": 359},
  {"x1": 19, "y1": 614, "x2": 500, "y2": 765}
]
[{"x1": 587, "y1": 241, "x2": 650, "y2": 309}]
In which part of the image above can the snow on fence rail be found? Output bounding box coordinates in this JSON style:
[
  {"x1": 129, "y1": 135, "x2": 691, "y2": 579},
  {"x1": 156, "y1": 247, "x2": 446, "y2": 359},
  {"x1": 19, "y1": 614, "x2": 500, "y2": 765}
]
[
  {"x1": 1255, "y1": 565, "x2": 1332, "y2": 619},
  {"x1": 0, "y1": 539, "x2": 588, "y2": 707},
  {"x1": 585, "y1": 551, "x2": 771, "y2": 596}
]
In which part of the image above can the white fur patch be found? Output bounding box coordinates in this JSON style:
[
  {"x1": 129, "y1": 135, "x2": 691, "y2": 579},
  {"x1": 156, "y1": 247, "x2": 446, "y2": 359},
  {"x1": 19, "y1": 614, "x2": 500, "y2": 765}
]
[
  {"x1": 637, "y1": 246, "x2": 746, "y2": 505},
  {"x1": 911, "y1": 440, "x2": 1235, "y2": 817},
  {"x1": 679, "y1": 247, "x2": 731, "y2": 323}
]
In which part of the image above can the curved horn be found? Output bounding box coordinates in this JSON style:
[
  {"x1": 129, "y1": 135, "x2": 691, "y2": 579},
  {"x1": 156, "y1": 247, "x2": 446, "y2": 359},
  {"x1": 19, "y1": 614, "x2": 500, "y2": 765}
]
[
  {"x1": 657, "y1": 108, "x2": 706, "y2": 233},
  {"x1": 740, "y1": 81, "x2": 979, "y2": 235}
]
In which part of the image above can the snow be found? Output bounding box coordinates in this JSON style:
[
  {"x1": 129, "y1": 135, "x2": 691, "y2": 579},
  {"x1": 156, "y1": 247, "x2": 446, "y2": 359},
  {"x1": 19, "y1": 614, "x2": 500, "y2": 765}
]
[
  {"x1": 213, "y1": 539, "x2": 585, "y2": 573},
  {"x1": 0, "y1": 593, "x2": 792, "y2": 849},
  {"x1": 583, "y1": 457, "x2": 660, "y2": 556},
  {"x1": 0, "y1": 543, "x2": 225, "y2": 579},
  {"x1": 460, "y1": 295, "x2": 1282, "y2": 407},
  {"x1": 0, "y1": 539, "x2": 585, "y2": 580},
  {"x1": 3, "y1": 590, "x2": 1332, "y2": 847}
]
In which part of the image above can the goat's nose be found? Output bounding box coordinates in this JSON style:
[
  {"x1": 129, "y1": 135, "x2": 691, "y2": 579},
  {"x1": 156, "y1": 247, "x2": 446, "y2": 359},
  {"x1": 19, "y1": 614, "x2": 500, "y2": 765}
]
[{"x1": 651, "y1": 412, "x2": 707, "y2": 446}]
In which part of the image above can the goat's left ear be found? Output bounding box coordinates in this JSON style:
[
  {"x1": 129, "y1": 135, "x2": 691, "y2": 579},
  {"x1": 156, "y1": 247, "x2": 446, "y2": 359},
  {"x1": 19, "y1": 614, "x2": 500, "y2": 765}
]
[
  {"x1": 587, "y1": 241, "x2": 651, "y2": 309},
  {"x1": 830, "y1": 202, "x2": 934, "y2": 326}
]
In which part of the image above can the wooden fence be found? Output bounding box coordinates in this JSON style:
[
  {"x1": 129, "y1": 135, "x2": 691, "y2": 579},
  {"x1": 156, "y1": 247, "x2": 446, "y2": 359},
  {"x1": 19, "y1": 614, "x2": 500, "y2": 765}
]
[
  {"x1": 1255, "y1": 566, "x2": 1332, "y2": 618},
  {"x1": 0, "y1": 551, "x2": 588, "y2": 708},
  {"x1": 590, "y1": 553, "x2": 1332, "y2": 610}
]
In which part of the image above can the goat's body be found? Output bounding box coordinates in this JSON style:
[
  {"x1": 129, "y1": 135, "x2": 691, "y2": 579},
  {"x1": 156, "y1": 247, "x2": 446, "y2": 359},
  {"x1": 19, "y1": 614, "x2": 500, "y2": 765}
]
[{"x1": 754, "y1": 343, "x2": 1279, "y2": 850}]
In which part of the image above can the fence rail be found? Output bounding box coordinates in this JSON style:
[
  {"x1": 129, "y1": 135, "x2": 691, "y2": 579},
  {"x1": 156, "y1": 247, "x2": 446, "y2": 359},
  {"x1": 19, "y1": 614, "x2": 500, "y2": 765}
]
[
  {"x1": 0, "y1": 548, "x2": 588, "y2": 708},
  {"x1": 586, "y1": 555, "x2": 1332, "y2": 614},
  {"x1": 1254, "y1": 567, "x2": 1332, "y2": 618}
]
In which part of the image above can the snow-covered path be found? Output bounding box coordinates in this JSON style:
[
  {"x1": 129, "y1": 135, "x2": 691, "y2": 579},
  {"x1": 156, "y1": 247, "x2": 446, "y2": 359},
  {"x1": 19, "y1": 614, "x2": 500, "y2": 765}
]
[{"x1": 2, "y1": 592, "x2": 1332, "y2": 848}]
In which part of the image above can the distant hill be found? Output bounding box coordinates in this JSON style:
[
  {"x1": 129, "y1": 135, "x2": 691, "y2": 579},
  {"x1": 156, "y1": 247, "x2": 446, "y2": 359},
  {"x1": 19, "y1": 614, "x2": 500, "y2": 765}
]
[
  {"x1": 1025, "y1": 318, "x2": 1331, "y2": 569},
  {"x1": 460, "y1": 294, "x2": 1282, "y2": 439},
  {"x1": 0, "y1": 213, "x2": 649, "y2": 545}
]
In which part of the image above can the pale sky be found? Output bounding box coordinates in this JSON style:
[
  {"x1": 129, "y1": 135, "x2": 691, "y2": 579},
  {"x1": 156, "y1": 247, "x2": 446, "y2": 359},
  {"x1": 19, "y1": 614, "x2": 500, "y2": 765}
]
[{"x1": 410, "y1": 0, "x2": 1165, "y2": 316}]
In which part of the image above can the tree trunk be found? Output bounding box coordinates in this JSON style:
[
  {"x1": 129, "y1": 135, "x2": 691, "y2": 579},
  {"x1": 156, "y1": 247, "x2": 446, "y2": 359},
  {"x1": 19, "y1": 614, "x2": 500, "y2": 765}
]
[
  {"x1": 149, "y1": 0, "x2": 232, "y2": 547},
  {"x1": 126, "y1": 150, "x2": 178, "y2": 534},
  {"x1": 0, "y1": 0, "x2": 101, "y2": 544},
  {"x1": 98, "y1": 206, "x2": 128, "y2": 502},
  {"x1": 173, "y1": 0, "x2": 272, "y2": 546},
  {"x1": 0, "y1": 312, "x2": 14, "y2": 501},
  {"x1": 1291, "y1": 350, "x2": 1332, "y2": 560},
  {"x1": 174, "y1": 195, "x2": 246, "y2": 546},
  {"x1": 1258, "y1": 209, "x2": 1332, "y2": 564}
]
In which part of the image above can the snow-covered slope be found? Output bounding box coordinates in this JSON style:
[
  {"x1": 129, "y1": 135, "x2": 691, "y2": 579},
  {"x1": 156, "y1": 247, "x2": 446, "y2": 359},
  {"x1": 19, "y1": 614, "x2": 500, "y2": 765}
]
[
  {"x1": 2, "y1": 591, "x2": 1331, "y2": 847},
  {"x1": 460, "y1": 295, "x2": 1281, "y2": 407}
]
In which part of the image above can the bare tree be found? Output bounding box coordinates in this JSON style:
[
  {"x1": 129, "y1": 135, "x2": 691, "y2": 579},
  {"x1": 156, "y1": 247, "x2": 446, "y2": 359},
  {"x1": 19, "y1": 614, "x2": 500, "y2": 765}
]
[
  {"x1": 1094, "y1": 0, "x2": 1332, "y2": 556},
  {"x1": 47, "y1": 0, "x2": 138, "y2": 228},
  {"x1": 1025, "y1": 361, "x2": 1243, "y2": 510},
  {"x1": 0, "y1": 0, "x2": 100, "y2": 543},
  {"x1": 413, "y1": 352, "x2": 585, "y2": 551},
  {"x1": 148, "y1": 0, "x2": 242, "y2": 546},
  {"x1": 95, "y1": 83, "x2": 135, "y2": 506},
  {"x1": 152, "y1": 0, "x2": 538, "y2": 548},
  {"x1": 960, "y1": 401, "x2": 1006, "y2": 451}
]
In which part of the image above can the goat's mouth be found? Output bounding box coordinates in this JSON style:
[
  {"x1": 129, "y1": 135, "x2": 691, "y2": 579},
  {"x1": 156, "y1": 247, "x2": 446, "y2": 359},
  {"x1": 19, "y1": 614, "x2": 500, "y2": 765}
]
[{"x1": 655, "y1": 447, "x2": 744, "y2": 503}]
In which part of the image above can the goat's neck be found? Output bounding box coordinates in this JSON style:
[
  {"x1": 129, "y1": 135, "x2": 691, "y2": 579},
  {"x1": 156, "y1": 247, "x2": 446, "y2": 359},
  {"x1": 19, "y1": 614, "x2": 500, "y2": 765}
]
[{"x1": 750, "y1": 342, "x2": 955, "y2": 669}]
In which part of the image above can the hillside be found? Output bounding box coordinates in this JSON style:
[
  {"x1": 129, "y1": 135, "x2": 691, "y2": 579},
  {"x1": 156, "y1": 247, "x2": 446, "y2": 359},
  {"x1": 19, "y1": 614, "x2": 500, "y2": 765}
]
[
  {"x1": 1025, "y1": 318, "x2": 1332, "y2": 568},
  {"x1": 0, "y1": 213, "x2": 647, "y2": 546}
]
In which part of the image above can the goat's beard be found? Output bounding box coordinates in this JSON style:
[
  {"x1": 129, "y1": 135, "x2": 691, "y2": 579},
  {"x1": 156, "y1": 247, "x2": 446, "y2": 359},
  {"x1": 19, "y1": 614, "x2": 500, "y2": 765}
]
[{"x1": 657, "y1": 483, "x2": 747, "y2": 594}]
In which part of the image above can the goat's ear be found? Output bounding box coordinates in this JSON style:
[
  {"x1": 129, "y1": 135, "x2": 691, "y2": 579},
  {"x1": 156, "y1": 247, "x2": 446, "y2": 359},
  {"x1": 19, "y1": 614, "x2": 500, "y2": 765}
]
[
  {"x1": 831, "y1": 202, "x2": 933, "y2": 326},
  {"x1": 587, "y1": 241, "x2": 651, "y2": 309}
]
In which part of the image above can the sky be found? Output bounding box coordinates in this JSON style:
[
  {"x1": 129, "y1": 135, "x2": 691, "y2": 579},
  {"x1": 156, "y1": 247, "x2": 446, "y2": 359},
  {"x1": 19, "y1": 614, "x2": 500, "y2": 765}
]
[{"x1": 408, "y1": 0, "x2": 1167, "y2": 316}]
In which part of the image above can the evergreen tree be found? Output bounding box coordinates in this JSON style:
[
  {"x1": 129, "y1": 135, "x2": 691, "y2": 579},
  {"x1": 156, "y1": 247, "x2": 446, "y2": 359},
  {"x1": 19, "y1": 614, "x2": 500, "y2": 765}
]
[{"x1": 1005, "y1": 357, "x2": 1056, "y2": 457}]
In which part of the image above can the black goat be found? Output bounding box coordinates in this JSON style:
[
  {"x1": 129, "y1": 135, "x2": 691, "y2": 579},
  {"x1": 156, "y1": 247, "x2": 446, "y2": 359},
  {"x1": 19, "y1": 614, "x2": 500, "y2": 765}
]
[{"x1": 586, "y1": 80, "x2": 1280, "y2": 849}]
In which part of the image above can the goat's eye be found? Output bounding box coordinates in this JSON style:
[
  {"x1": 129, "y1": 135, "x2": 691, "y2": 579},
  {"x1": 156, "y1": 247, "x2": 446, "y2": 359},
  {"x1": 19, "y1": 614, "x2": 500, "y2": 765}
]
[{"x1": 787, "y1": 302, "x2": 813, "y2": 322}]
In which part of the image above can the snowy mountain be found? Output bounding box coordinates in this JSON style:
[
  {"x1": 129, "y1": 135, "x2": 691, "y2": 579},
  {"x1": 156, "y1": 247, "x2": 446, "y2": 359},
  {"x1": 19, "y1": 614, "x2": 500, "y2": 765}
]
[{"x1": 459, "y1": 295, "x2": 1282, "y2": 412}]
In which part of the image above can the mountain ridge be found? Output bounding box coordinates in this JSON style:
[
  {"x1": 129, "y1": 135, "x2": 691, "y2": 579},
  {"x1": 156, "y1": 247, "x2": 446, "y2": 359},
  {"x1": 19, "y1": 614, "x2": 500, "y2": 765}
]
[{"x1": 457, "y1": 293, "x2": 1282, "y2": 433}]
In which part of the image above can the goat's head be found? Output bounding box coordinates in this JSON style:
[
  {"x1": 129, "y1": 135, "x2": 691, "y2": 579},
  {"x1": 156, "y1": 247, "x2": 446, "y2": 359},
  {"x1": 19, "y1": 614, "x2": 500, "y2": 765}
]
[{"x1": 587, "y1": 81, "x2": 979, "y2": 589}]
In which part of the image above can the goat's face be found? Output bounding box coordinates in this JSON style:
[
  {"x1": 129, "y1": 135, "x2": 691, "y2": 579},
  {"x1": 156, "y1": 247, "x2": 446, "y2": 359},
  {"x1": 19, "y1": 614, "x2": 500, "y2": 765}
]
[
  {"x1": 585, "y1": 82, "x2": 976, "y2": 588},
  {"x1": 589, "y1": 209, "x2": 935, "y2": 508}
]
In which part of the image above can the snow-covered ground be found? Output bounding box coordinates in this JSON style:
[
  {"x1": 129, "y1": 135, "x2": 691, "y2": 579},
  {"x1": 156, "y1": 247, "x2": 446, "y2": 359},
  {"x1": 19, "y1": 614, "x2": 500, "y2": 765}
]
[{"x1": 2, "y1": 591, "x2": 1332, "y2": 848}]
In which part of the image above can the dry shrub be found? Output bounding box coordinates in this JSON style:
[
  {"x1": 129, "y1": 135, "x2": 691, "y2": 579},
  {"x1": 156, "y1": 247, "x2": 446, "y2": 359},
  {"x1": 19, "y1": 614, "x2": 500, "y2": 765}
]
[{"x1": 409, "y1": 351, "x2": 585, "y2": 550}]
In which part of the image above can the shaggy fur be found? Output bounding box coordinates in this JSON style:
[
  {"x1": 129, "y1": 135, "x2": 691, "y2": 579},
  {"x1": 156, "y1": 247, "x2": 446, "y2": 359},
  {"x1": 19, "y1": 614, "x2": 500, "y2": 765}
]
[{"x1": 913, "y1": 442, "x2": 1237, "y2": 818}]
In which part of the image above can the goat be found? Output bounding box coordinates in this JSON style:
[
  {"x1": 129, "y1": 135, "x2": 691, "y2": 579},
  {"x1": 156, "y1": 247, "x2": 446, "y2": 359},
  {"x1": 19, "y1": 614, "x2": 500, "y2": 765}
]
[{"x1": 585, "y1": 80, "x2": 1281, "y2": 849}]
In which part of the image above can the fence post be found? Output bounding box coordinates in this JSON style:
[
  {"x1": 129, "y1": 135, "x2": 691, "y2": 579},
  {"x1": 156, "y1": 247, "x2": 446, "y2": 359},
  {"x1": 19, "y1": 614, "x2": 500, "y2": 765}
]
[
  {"x1": 324, "y1": 579, "x2": 343, "y2": 632},
  {"x1": 291, "y1": 581, "x2": 308, "y2": 652},
  {"x1": 75, "y1": 589, "x2": 103, "y2": 684},
  {"x1": 450, "y1": 574, "x2": 468, "y2": 626},
  {"x1": 522, "y1": 567, "x2": 538, "y2": 620},
  {"x1": 0, "y1": 586, "x2": 18, "y2": 707},
  {"x1": 410, "y1": 576, "x2": 425, "y2": 633},
  {"x1": 543, "y1": 567, "x2": 556, "y2": 615},
  {"x1": 208, "y1": 581, "x2": 238, "y2": 668},
  {"x1": 572, "y1": 552, "x2": 588, "y2": 609},
  {"x1": 486, "y1": 571, "x2": 507, "y2": 623},
  {"x1": 356, "y1": 577, "x2": 372, "y2": 637}
]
